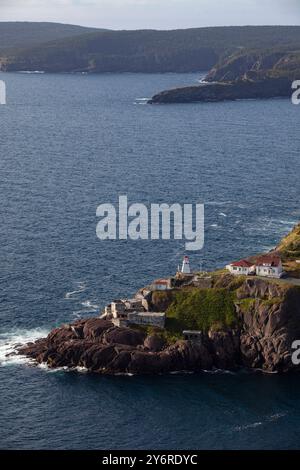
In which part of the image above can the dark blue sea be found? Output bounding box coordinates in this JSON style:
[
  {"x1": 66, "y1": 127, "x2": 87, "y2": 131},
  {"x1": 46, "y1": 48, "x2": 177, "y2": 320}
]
[{"x1": 0, "y1": 71, "x2": 300, "y2": 449}]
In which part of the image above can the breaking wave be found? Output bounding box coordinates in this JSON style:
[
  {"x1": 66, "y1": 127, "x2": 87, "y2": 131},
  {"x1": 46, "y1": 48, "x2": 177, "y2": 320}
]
[
  {"x1": 65, "y1": 281, "x2": 86, "y2": 299},
  {"x1": 81, "y1": 300, "x2": 99, "y2": 311},
  {"x1": 0, "y1": 328, "x2": 49, "y2": 367},
  {"x1": 234, "y1": 412, "x2": 287, "y2": 432}
]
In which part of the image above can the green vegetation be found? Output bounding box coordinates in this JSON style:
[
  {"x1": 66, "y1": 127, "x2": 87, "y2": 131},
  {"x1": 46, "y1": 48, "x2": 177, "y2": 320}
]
[
  {"x1": 2, "y1": 25, "x2": 300, "y2": 73},
  {"x1": 228, "y1": 276, "x2": 247, "y2": 290},
  {"x1": 261, "y1": 297, "x2": 282, "y2": 307},
  {"x1": 151, "y1": 290, "x2": 175, "y2": 311},
  {"x1": 133, "y1": 323, "x2": 183, "y2": 345},
  {"x1": 166, "y1": 287, "x2": 238, "y2": 333},
  {"x1": 206, "y1": 46, "x2": 300, "y2": 83},
  {"x1": 237, "y1": 298, "x2": 256, "y2": 314},
  {"x1": 0, "y1": 22, "x2": 101, "y2": 52},
  {"x1": 277, "y1": 223, "x2": 300, "y2": 260}
]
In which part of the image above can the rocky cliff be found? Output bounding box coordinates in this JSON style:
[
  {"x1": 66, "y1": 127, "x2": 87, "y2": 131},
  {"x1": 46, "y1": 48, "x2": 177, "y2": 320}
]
[
  {"x1": 17, "y1": 275, "x2": 300, "y2": 375},
  {"x1": 149, "y1": 48, "x2": 300, "y2": 104},
  {"x1": 16, "y1": 222, "x2": 300, "y2": 375},
  {"x1": 205, "y1": 49, "x2": 300, "y2": 83},
  {"x1": 149, "y1": 77, "x2": 292, "y2": 104}
]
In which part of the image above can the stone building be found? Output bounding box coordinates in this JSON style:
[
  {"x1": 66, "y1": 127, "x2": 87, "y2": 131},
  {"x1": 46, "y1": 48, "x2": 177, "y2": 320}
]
[{"x1": 183, "y1": 330, "x2": 203, "y2": 342}]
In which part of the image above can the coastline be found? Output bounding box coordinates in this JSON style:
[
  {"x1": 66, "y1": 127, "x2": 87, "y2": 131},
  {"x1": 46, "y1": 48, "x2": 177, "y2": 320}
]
[{"x1": 15, "y1": 223, "x2": 300, "y2": 376}]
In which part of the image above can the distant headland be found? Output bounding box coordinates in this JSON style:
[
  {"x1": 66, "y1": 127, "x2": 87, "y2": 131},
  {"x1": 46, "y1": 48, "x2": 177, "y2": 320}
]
[
  {"x1": 15, "y1": 222, "x2": 300, "y2": 375},
  {"x1": 149, "y1": 49, "x2": 300, "y2": 103}
]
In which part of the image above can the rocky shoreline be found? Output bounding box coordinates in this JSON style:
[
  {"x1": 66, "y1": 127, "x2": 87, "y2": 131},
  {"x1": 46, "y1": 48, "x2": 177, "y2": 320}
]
[
  {"x1": 17, "y1": 275, "x2": 300, "y2": 375},
  {"x1": 16, "y1": 222, "x2": 300, "y2": 376},
  {"x1": 148, "y1": 77, "x2": 292, "y2": 104},
  {"x1": 18, "y1": 317, "x2": 239, "y2": 374}
]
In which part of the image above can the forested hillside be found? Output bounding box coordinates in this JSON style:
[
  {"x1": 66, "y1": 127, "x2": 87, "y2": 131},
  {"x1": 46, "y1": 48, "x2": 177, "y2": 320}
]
[
  {"x1": 0, "y1": 22, "x2": 101, "y2": 51},
  {"x1": 1, "y1": 25, "x2": 300, "y2": 73}
]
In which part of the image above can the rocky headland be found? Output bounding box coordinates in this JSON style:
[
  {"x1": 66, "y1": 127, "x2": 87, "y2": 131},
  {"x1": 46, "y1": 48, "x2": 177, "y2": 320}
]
[
  {"x1": 17, "y1": 223, "x2": 300, "y2": 375},
  {"x1": 149, "y1": 77, "x2": 292, "y2": 104},
  {"x1": 149, "y1": 49, "x2": 300, "y2": 104}
]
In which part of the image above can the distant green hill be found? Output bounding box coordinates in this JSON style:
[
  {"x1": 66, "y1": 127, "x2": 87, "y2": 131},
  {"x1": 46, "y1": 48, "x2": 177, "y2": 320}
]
[
  {"x1": 2, "y1": 25, "x2": 300, "y2": 73},
  {"x1": 0, "y1": 22, "x2": 102, "y2": 51}
]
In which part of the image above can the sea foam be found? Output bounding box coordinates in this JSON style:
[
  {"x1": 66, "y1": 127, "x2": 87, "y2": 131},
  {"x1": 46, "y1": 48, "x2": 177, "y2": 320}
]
[{"x1": 0, "y1": 328, "x2": 49, "y2": 367}]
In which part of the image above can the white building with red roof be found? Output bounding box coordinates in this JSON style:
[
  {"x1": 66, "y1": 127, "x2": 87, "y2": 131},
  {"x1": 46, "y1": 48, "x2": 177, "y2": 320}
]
[
  {"x1": 255, "y1": 255, "x2": 283, "y2": 278},
  {"x1": 226, "y1": 259, "x2": 256, "y2": 276},
  {"x1": 226, "y1": 254, "x2": 284, "y2": 278}
]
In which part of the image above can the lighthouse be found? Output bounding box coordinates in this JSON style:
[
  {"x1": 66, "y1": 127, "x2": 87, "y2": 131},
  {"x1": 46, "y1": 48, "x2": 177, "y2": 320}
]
[{"x1": 181, "y1": 256, "x2": 191, "y2": 274}]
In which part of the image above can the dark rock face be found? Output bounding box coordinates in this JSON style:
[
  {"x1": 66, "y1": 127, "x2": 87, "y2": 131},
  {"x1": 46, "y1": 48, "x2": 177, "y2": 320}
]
[
  {"x1": 17, "y1": 276, "x2": 300, "y2": 375},
  {"x1": 149, "y1": 77, "x2": 292, "y2": 104},
  {"x1": 144, "y1": 334, "x2": 166, "y2": 352},
  {"x1": 236, "y1": 281, "x2": 300, "y2": 372},
  {"x1": 18, "y1": 318, "x2": 239, "y2": 375}
]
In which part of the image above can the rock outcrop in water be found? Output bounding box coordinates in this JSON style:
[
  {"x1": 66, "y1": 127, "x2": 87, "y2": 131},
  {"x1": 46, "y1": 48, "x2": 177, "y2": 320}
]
[
  {"x1": 149, "y1": 77, "x2": 292, "y2": 104},
  {"x1": 18, "y1": 275, "x2": 300, "y2": 375}
]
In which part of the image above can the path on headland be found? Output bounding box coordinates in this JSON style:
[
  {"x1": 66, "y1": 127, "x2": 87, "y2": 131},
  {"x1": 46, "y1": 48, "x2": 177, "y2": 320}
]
[
  {"x1": 254, "y1": 276, "x2": 300, "y2": 286},
  {"x1": 277, "y1": 277, "x2": 300, "y2": 286}
]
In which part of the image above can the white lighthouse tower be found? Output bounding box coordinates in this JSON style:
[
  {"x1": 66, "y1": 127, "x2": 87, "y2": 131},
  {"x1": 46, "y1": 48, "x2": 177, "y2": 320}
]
[{"x1": 181, "y1": 256, "x2": 191, "y2": 274}]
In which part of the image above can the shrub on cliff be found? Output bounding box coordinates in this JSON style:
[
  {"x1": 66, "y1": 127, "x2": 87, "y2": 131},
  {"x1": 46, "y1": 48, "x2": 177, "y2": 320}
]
[
  {"x1": 277, "y1": 222, "x2": 300, "y2": 260},
  {"x1": 166, "y1": 287, "x2": 237, "y2": 333}
]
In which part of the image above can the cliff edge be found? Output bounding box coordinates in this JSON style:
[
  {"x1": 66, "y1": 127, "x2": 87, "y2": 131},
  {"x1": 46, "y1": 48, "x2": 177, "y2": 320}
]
[{"x1": 16, "y1": 223, "x2": 300, "y2": 375}]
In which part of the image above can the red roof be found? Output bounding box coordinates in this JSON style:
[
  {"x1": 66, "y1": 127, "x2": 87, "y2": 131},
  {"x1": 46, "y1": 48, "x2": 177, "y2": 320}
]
[
  {"x1": 154, "y1": 279, "x2": 169, "y2": 285},
  {"x1": 255, "y1": 255, "x2": 281, "y2": 267},
  {"x1": 230, "y1": 260, "x2": 254, "y2": 268}
]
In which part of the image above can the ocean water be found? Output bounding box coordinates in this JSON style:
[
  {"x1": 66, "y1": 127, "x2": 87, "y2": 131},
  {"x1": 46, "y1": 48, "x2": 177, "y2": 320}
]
[{"x1": 0, "y1": 71, "x2": 300, "y2": 449}]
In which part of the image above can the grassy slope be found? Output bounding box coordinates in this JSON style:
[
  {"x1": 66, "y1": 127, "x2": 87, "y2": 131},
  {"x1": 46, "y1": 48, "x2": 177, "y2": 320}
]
[
  {"x1": 151, "y1": 222, "x2": 300, "y2": 336},
  {"x1": 277, "y1": 222, "x2": 300, "y2": 260},
  {"x1": 166, "y1": 287, "x2": 237, "y2": 333},
  {"x1": 276, "y1": 223, "x2": 300, "y2": 278}
]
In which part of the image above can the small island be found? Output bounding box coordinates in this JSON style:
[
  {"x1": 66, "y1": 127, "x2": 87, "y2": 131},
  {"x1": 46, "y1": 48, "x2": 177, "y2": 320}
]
[{"x1": 17, "y1": 222, "x2": 300, "y2": 375}]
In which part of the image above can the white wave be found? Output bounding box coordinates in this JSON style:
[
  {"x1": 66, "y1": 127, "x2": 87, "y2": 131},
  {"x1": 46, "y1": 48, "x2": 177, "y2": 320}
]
[
  {"x1": 234, "y1": 421, "x2": 263, "y2": 432},
  {"x1": 65, "y1": 281, "x2": 86, "y2": 299},
  {"x1": 134, "y1": 97, "x2": 150, "y2": 105},
  {"x1": 219, "y1": 212, "x2": 227, "y2": 217},
  {"x1": 206, "y1": 201, "x2": 232, "y2": 206},
  {"x1": 203, "y1": 368, "x2": 236, "y2": 375},
  {"x1": 210, "y1": 224, "x2": 219, "y2": 228},
  {"x1": 76, "y1": 366, "x2": 88, "y2": 373},
  {"x1": 114, "y1": 372, "x2": 135, "y2": 377},
  {"x1": 81, "y1": 300, "x2": 99, "y2": 311},
  {"x1": 266, "y1": 412, "x2": 287, "y2": 422},
  {"x1": 71, "y1": 311, "x2": 84, "y2": 318},
  {"x1": 18, "y1": 71, "x2": 45, "y2": 74},
  {"x1": 169, "y1": 370, "x2": 194, "y2": 375},
  {"x1": 234, "y1": 412, "x2": 287, "y2": 432},
  {"x1": 0, "y1": 328, "x2": 49, "y2": 367},
  {"x1": 277, "y1": 219, "x2": 296, "y2": 225}
]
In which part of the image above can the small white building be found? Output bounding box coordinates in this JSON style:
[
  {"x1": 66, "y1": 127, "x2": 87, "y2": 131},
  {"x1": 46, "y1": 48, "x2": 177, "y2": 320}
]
[
  {"x1": 149, "y1": 279, "x2": 172, "y2": 291},
  {"x1": 124, "y1": 298, "x2": 144, "y2": 312},
  {"x1": 255, "y1": 255, "x2": 283, "y2": 279},
  {"x1": 111, "y1": 301, "x2": 126, "y2": 318},
  {"x1": 226, "y1": 259, "x2": 256, "y2": 276},
  {"x1": 127, "y1": 311, "x2": 165, "y2": 328}
]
